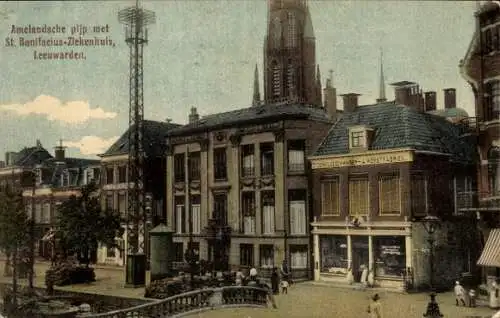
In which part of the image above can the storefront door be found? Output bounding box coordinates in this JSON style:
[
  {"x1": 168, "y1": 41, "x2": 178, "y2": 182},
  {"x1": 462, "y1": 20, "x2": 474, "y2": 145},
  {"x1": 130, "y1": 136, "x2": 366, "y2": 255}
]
[{"x1": 351, "y1": 236, "x2": 369, "y2": 282}]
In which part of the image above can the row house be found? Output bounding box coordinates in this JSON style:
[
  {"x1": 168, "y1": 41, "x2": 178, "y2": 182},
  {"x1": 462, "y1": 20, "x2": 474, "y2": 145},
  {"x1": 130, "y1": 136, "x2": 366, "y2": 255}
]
[
  {"x1": 459, "y1": 1, "x2": 500, "y2": 280},
  {"x1": 0, "y1": 140, "x2": 100, "y2": 260},
  {"x1": 97, "y1": 120, "x2": 180, "y2": 265},
  {"x1": 165, "y1": 105, "x2": 332, "y2": 279},
  {"x1": 309, "y1": 85, "x2": 478, "y2": 290}
]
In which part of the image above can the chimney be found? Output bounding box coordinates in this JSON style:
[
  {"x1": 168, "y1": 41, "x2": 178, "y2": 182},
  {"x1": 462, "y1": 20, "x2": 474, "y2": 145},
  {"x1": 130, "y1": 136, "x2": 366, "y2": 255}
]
[
  {"x1": 424, "y1": 91, "x2": 437, "y2": 112},
  {"x1": 391, "y1": 81, "x2": 423, "y2": 111},
  {"x1": 54, "y1": 139, "x2": 66, "y2": 162},
  {"x1": 340, "y1": 93, "x2": 360, "y2": 113},
  {"x1": 5, "y1": 152, "x2": 16, "y2": 166},
  {"x1": 444, "y1": 88, "x2": 456, "y2": 109},
  {"x1": 323, "y1": 70, "x2": 337, "y2": 121},
  {"x1": 188, "y1": 107, "x2": 200, "y2": 123}
]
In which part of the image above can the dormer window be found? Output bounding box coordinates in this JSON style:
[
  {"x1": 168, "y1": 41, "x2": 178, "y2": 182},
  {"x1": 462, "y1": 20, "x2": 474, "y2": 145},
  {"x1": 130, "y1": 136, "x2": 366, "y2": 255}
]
[{"x1": 348, "y1": 126, "x2": 373, "y2": 150}]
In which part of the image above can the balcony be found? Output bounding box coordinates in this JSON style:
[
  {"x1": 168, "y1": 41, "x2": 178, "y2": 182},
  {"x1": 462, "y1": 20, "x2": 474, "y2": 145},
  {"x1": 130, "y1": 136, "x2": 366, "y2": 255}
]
[{"x1": 457, "y1": 191, "x2": 500, "y2": 211}]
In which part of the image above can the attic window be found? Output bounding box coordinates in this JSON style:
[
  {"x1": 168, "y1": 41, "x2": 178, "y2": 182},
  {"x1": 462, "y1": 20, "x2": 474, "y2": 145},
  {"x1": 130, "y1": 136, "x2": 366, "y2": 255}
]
[{"x1": 348, "y1": 126, "x2": 372, "y2": 150}]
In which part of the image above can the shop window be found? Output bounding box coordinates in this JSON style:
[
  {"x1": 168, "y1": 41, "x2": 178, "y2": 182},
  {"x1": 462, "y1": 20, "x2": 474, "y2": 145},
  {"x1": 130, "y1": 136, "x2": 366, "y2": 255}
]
[
  {"x1": 260, "y1": 245, "x2": 274, "y2": 269},
  {"x1": 290, "y1": 245, "x2": 308, "y2": 269},
  {"x1": 348, "y1": 175, "x2": 369, "y2": 215},
  {"x1": 379, "y1": 173, "x2": 401, "y2": 215},
  {"x1": 373, "y1": 236, "x2": 406, "y2": 277},
  {"x1": 321, "y1": 177, "x2": 340, "y2": 216},
  {"x1": 320, "y1": 236, "x2": 348, "y2": 274},
  {"x1": 240, "y1": 244, "x2": 254, "y2": 267},
  {"x1": 410, "y1": 173, "x2": 428, "y2": 216}
]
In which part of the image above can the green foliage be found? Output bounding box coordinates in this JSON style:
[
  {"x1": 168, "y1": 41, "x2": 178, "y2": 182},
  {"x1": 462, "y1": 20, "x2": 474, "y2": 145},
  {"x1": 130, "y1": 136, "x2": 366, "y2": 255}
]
[
  {"x1": 55, "y1": 181, "x2": 124, "y2": 266},
  {"x1": 0, "y1": 184, "x2": 30, "y2": 258}
]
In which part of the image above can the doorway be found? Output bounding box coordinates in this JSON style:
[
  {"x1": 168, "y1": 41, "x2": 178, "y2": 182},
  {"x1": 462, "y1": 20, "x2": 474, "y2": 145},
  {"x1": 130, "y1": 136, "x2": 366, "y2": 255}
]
[{"x1": 351, "y1": 236, "x2": 369, "y2": 282}]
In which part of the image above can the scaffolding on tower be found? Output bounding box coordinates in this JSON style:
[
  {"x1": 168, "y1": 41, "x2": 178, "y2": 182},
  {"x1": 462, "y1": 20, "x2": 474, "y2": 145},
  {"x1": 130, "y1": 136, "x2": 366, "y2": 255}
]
[{"x1": 118, "y1": 0, "x2": 155, "y2": 287}]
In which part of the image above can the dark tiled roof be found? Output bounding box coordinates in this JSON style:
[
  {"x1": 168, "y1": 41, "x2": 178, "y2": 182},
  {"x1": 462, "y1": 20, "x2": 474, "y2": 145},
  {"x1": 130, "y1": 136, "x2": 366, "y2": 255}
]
[
  {"x1": 313, "y1": 102, "x2": 477, "y2": 164},
  {"x1": 13, "y1": 147, "x2": 53, "y2": 166},
  {"x1": 167, "y1": 104, "x2": 331, "y2": 136},
  {"x1": 102, "y1": 120, "x2": 181, "y2": 157}
]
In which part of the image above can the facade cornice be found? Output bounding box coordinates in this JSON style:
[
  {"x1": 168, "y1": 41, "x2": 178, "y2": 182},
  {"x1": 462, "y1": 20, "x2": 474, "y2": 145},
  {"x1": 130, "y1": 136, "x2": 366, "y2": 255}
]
[{"x1": 309, "y1": 148, "x2": 414, "y2": 169}]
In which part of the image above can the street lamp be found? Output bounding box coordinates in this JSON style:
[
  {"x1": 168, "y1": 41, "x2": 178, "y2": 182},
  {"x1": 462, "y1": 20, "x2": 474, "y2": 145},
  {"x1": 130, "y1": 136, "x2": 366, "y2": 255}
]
[{"x1": 422, "y1": 215, "x2": 443, "y2": 318}]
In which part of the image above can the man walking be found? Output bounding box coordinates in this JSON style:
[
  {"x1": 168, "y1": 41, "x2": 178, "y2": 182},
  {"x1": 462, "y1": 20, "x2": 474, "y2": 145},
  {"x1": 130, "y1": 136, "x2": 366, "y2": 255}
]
[{"x1": 454, "y1": 281, "x2": 467, "y2": 306}]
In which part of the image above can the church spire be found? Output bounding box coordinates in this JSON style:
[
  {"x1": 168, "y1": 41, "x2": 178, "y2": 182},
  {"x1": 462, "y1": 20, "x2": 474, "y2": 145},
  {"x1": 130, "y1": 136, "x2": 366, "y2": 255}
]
[
  {"x1": 376, "y1": 47, "x2": 387, "y2": 103},
  {"x1": 252, "y1": 64, "x2": 261, "y2": 107}
]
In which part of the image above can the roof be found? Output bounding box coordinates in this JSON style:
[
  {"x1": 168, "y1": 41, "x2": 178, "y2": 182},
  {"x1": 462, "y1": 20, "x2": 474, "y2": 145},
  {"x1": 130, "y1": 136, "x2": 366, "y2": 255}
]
[
  {"x1": 313, "y1": 102, "x2": 477, "y2": 164},
  {"x1": 167, "y1": 103, "x2": 331, "y2": 137},
  {"x1": 428, "y1": 108, "x2": 469, "y2": 118},
  {"x1": 102, "y1": 120, "x2": 182, "y2": 157},
  {"x1": 13, "y1": 146, "x2": 53, "y2": 166}
]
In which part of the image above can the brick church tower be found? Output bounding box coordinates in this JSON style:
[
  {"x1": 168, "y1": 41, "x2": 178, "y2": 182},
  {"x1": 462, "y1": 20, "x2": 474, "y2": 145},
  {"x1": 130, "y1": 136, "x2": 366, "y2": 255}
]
[{"x1": 257, "y1": 0, "x2": 321, "y2": 106}]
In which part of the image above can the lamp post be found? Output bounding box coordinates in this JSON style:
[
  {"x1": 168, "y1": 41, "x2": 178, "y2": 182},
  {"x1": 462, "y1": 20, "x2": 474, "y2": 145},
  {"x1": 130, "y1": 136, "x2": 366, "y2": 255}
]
[{"x1": 422, "y1": 215, "x2": 443, "y2": 318}]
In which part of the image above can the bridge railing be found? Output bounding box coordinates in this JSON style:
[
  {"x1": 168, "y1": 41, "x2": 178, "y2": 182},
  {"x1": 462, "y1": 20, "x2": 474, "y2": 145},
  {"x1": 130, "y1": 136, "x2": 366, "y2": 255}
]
[{"x1": 81, "y1": 285, "x2": 270, "y2": 318}]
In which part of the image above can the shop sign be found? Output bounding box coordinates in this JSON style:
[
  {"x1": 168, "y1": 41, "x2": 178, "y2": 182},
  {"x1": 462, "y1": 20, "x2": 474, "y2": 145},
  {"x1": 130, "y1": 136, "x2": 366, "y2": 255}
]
[
  {"x1": 381, "y1": 245, "x2": 401, "y2": 255},
  {"x1": 310, "y1": 150, "x2": 413, "y2": 169}
]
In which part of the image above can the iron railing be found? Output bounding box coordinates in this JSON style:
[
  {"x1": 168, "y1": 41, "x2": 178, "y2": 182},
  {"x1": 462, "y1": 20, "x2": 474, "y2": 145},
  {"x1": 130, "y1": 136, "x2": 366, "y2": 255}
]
[
  {"x1": 81, "y1": 286, "x2": 269, "y2": 318},
  {"x1": 457, "y1": 191, "x2": 500, "y2": 211}
]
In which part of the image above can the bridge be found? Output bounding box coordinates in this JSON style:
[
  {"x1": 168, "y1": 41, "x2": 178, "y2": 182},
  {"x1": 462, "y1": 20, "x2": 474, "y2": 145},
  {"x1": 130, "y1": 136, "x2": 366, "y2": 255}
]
[{"x1": 83, "y1": 286, "x2": 270, "y2": 318}]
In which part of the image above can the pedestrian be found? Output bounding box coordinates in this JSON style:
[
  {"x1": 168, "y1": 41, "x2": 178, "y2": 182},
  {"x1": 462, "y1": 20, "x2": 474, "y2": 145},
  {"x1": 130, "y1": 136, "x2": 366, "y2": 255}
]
[
  {"x1": 468, "y1": 288, "x2": 477, "y2": 307},
  {"x1": 235, "y1": 267, "x2": 245, "y2": 286},
  {"x1": 491, "y1": 280, "x2": 500, "y2": 309},
  {"x1": 280, "y1": 259, "x2": 290, "y2": 285},
  {"x1": 454, "y1": 281, "x2": 467, "y2": 306},
  {"x1": 271, "y1": 267, "x2": 279, "y2": 295},
  {"x1": 367, "y1": 293, "x2": 382, "y2": 318},
  {"x1": 258, "y1": 279, "x2": 277, "y2": 309},
  {"x1": 280, "y1": 279, "x2": 289, "y2": 294}
]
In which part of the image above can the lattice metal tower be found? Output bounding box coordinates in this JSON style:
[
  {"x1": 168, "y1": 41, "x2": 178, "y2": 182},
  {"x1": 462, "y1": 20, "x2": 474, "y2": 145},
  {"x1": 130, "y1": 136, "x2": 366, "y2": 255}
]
[{"x1": 118, "y1": 0, "x2": 155, "y2": 287}]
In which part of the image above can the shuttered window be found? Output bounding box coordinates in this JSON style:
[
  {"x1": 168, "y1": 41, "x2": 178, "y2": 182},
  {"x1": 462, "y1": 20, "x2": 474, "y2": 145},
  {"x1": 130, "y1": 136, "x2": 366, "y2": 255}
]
[
  {"x1": 349, "y1": 176, "x2": 369, "y2": 215},
  {"x1": 321, "y1": 178, "x2": 340, "y2": 216},
  {"x1": 379, "y1": 174, "x2": 401, "y2": 215}
]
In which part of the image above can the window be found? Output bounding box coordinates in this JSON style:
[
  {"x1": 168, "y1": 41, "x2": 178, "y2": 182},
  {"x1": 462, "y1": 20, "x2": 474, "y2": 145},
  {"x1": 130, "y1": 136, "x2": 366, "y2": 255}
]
[
  {"x1": 242, "y1": 191, "x2": 256, "y2": 234},
  {"x1": 262, "y1": 191, "x2": 275, "y2": 235},
  {"x1": 260, "y1": 143, "x2": 274, "y2": 176},
  {"x1": 35, "y1": 203, "x2": 42, "y2": 223},
  {"x1": 174, "y1": 242, "x2": 184, "y2": 262},
  {"x1": 61, "y1": 170, "x2": 70, "y2": 187},
  {"x1": 287, "y1": 62, "x2": 296, "y2": 96},
  {"x1": 373, "y1": 236, "x2": 405, "y2": 277},
  {"x1": 350, "y1": 131, "x2": 365, "y2": 148},
  {"x1": 85, "y1": 168, "x2": 95, "y2": 185},
  {"x1": 241, "y1": 144, "x2": 255, "y2": 177},
  {"x1": 286, "y1": 12, "x2": 297, "y2": 48},
  {"x1": 272, "y1": 61, "x2": 281, "y2": 98},
  {"x1": 288, "y1": 140, "x2": 305, "y2": 173},
  {"x1": 117, "y1": 166, "x2": 127, "y2": 183},
  {"x1": 321, "y1": 178, "x2": 340, "y2": 216},
  {"x1": 174, "y1": 153, "x2": 185, "y2": 183},
  {"x1": 118, "y1": 193, "x2": 126, "y2": 218},
  {"x1": 213, "y1": 193, "x2": 228, "y2": 225},
  {"x1": 260, "y1": 245, "x2": 274, "y2": 269},
  {"x1": 320, "y1": 236, "x2": 348, "y2": 274},
  {"x1": 190, "y1": 195, "x2": 201, "y2": 234},
  {"x1": 410, "y1": 173, "x2": 427, "y2": 216},
  {"x1": 290, "y1": 245, "x2": 307, "y2": 269},
  {"x1": 42, "y1": 203, "x2": 50, "y2": 223},
  {"x1": 106, "y1": 167, "x2": 114, "y2": 184},
  {"x1": 240, "y1": 244, "x2": 254, "y2": 267},
  {"x1": 34, "y1": 168, "x2": 42, "y2": 186},
  {"x1": 491, "y1": 81, "x2": 500, "y2": 118},
  {"x1": 188, "y1": 152, "x2": 201, "y2": 181},
  {"x1": 106, "y1": 194, "x2": 114, "y2": 211},
  {"x1": 106, "y1": 246, "x2": 115, "y2": 258},
  {"x1": 379, "y1": 174, "x2": 401, "y2": 215},
  {"x1": 289, "y1": 190, "x2": 307, "y2": 235},
  {"x1": 272, "y1": 17, "x2": 281, "y2": 48},
  {"x1": 175, "y1": 196, "x2": 185, "y2": 234},
  {"x1": 488, "y1": 147, "x2": 500, "y2": 196},
  {"x1": 349, "y1": 176, "x2": 369, "y2": 215},
  {"x1": 213, "y1": 147, "x2": 227, "y2": 180}
]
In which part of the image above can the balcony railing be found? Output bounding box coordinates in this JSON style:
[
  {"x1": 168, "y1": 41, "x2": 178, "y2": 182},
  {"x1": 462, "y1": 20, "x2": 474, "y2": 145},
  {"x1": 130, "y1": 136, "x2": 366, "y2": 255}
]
[
  {"x1": 456, "y1": 191, "x2": 478, "y2": 211},
  {"x1": 457, "y1": 191, "x2": 500, "y2": 211},
  {"x1": 87, "y1": 286, "x2": 269, "y2": 318}
]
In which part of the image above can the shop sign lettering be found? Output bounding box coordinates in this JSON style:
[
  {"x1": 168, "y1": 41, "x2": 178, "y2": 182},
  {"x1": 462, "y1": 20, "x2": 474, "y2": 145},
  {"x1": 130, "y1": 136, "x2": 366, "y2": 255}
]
[{"x1": 311, "y1": 150, "x2": 413, "y2": 169}]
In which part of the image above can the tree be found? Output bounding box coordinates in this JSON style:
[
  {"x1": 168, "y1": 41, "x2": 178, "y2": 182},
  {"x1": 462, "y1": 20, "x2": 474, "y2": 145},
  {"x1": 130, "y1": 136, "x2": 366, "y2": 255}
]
[
  {"x1": 0, "y1": 184, "x2": 30, "y2": 306},
  {"x1": 55, "y1": 182, "x2": 124, "y2": 267}
]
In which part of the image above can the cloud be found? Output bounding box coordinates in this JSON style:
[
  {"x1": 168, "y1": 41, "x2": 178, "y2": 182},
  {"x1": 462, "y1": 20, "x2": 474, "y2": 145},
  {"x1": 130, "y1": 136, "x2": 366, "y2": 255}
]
[
  {"x1": 65, "y1": 136, "x2": 119, "y2": 155},
  {"x1": 0, "y1": 95, "x2": 117, "y2": 124}
]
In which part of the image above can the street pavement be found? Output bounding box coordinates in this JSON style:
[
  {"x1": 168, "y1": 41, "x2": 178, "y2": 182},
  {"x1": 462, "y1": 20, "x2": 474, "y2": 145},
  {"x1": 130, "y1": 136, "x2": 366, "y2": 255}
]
[{"x1": 0, "y1": 260, "x2": 498, "y2": 317}]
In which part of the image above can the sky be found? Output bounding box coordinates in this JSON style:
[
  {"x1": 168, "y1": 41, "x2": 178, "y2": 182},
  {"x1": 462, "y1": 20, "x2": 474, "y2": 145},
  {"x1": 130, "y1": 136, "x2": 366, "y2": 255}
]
[{"x1": 0, "y1": 1, "x2": 478, "y2": 159}]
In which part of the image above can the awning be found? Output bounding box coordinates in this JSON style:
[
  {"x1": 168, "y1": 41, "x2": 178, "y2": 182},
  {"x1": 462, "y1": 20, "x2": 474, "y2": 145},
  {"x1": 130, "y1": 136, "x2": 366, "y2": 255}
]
[{"x1": 477, "y1": 229, "x2": 500, "y2": 267}]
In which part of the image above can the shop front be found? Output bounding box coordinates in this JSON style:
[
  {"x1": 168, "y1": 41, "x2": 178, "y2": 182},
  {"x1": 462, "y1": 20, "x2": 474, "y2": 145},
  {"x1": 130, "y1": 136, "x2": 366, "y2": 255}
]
[{"x1": 312, "y1": 221, "x2": 412, "y2": 289}]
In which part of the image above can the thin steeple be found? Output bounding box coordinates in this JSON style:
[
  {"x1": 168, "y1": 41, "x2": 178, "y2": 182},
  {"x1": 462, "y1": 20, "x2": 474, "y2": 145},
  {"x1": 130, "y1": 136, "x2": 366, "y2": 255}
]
[
  {"x1": 252, "y1": 64, "x2": 261, "y2": 106},
  {"x1": 376, "y1": 47, "x2": 387, "y2": 103}
]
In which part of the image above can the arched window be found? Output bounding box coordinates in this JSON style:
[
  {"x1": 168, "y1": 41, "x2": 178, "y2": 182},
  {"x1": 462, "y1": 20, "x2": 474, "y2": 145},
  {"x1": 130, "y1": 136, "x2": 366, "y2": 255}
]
[
  {"x1": 287, "y1": 12, "x2": 297, "y2": 48},
  {"x1": 287, "y1": 61, "x2": 296, "y2": 96},
  {"x1": 488, "y1": 147, "x2": 500, "y2": 196},
  {"x1": 271, "y1": 61, "x2": 281, "y2": 98},
  {"x1": 272, "y1": 18, "x2": 281, "y2": 48}
]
